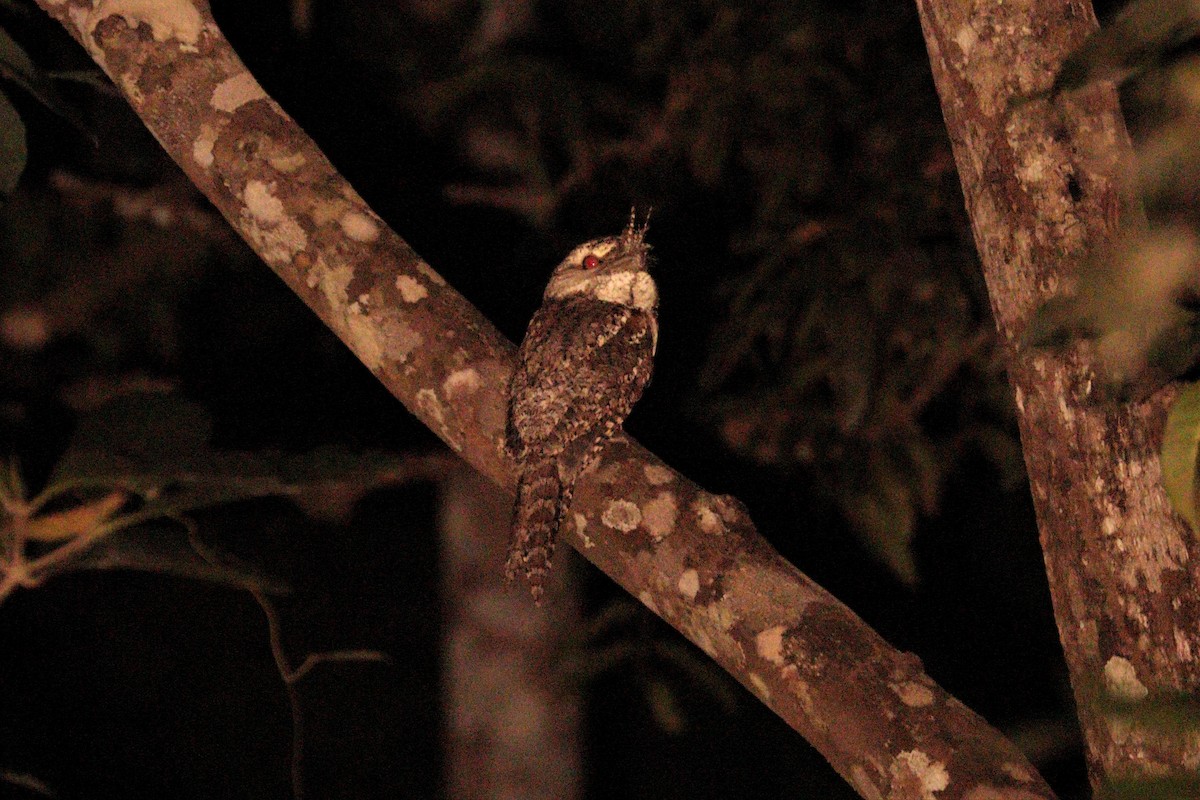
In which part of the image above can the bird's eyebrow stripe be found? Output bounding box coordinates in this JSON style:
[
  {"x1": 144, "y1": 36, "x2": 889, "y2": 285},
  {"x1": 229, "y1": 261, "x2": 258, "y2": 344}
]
[{"x1": 565, "y1": 240, "x2": 619, "y2": 264}]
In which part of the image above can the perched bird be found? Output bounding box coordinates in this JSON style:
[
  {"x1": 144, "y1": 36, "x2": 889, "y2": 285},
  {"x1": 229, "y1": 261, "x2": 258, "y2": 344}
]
[{"x1": 505, "y1": 212, "x2": 658, "y2": 601}]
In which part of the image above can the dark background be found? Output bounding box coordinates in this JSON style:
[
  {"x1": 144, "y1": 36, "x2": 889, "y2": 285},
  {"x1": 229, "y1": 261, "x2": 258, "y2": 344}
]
[{"x1": 0, "y1": 0, "x2": 1117, "y2": 797}]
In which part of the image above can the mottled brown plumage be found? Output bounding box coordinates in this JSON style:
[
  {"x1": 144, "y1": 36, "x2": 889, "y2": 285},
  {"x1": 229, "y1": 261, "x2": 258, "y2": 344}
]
[{"x1": 506, "y1": 213, "x2": 658, "y2": 601}]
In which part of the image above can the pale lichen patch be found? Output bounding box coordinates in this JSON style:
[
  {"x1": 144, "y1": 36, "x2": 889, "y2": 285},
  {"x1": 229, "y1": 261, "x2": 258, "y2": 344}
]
[
  {"x1": 601, "y1": 500, "x2": 641, "y2": 532},
  {"x1": 192, "y1": 124, "x2": 216, "y2": 168},
  {"x1": 574, "y1": 513, "x2": 593, "y2": 547},
  {"x1": 379, "y1": 315, "x2": 423, "y2": 365},
  {"x1": 953, "y1": 23, "x2": 977, "y2": 57},
  {"x1": 892, "y1": 680, "x2": 935, "y2": 707},
  {"x1": 244, "y1": 180, "x2": 285, "y2": 224},
  {"x1": 241, "y1": 180, "x2": 306, "y2": 263},
  {"x1": 795, "y1": 679, "x2": 817, "y2": 719},
  {"x1": 704, "y1": 600, "x2": 737, "y2": 636},
  {"x1": 84, "y1": 0, "x2": 204, "y2": 46},
  {"x1": 1176, "y1": 628, "x2": 1194, "y2": 662},
  {"x1": 689, "y1": 627, "x2": 717, "y2": 659},
  {"x1": 694, "y1": 501, "x2": 723, "y2": 534},
  {"x1": 1103, "y1": 655, "x2": 1149, "y2": 701},
  {"x1": 642, "y1": 491, "x2": 678, "y2": 541},
  {"x1": 268, "y1": 151, "x2": 307, "y2": 173},
  {"x1": 396, "y1": 275, "x2": 429, "y2": 303},
  {"x1": 1184, "y1": 743, "x2": 1200, "y2": 772},
  {"x1": 1000, "y1": 761, "x2": 1034, "y2": 783},
  {"x1": 675, "y1": 598, "x2": 742, "y2": 669},
  {"x1": 308, "y1": 196, "x2": 350, "y2": 226},
  {"x1": 643, "y1": 463, "x2": 674, "y2": 485},
  {"x1": 755, "y1": 626, "x2": 787, "y2": 666},
  {"x1": 1105, "y1": 454, "x2": 1189, "y2": 592},
  {"x1": 415, "y1": 260, "x2": 447, "y2": 286},
  {"x1": 211, "y1": 71, "x2": 266, "y2": 113},
  {"x1": 443, "y1": 367, "x2": 482, "y2": 400},
  {"x1": 68, "y1": 6, "x2": 106, "y2": 67},
  {"x1": 677, "y1": 568, "x2": 700, "y2": 600},
  {"x1": 341, "y1": 211, "x2": 380, "y2": 242},
  {"x1": 115, "y1": 72, "x2": 144, "y2": 106},
  {"x1": 1056, "y1": 392, "x2": 1074, "y2": 426},
  {"x1": 416, "y1": 387, "x2": 460, "y2": 451},
  {"x1": 345, "y1": 310, "x2": 383, "y2": 372},
  {"x1": 891, "y1": 750, "x2": 949, "y2": 800},
  {"x1": 312, "y1": 261, "x2": 352, "y2": 314}
]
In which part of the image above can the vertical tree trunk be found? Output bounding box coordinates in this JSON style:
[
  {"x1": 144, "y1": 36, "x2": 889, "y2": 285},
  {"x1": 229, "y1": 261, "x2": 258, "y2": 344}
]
[
  {"x1": 916, "y1": 0, "x2": 1200, "y2": 790},
  {"x1": 440, "y1": 467, "x2": 582, "y2": 800}
]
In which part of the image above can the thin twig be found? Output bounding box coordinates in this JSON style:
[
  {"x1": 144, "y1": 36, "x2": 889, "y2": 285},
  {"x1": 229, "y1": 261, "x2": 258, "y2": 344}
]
[
  {"x1": 0, "y1": 464, "x2": 32, "y2": 605},
  {"x1": 187, "y1": 528, "x2": 392, "y2": 800}
]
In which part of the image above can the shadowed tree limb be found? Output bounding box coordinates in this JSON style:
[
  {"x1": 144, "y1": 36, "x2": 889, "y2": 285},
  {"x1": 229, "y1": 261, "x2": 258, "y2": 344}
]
[
  {"x1": 439, "y1": 466, "x2": 583, "y2": 800},
  {"x1": 917, "y1": 0, "x2": 1200, "y2": 791},
  {"x1": 30, "y1": 1, "x2": 1059, "y2": 797}
]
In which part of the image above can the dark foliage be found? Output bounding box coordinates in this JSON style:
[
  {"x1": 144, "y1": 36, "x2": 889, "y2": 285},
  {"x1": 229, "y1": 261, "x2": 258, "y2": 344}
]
[{"x1": 0, "y1": 1, "x2": 1090, "y2": 799}]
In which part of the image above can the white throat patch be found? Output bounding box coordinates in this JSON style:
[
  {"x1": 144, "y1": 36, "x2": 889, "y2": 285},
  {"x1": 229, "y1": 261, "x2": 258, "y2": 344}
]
[{"x1": 546, "y1": 270, "x2": 658, "y2": 311}]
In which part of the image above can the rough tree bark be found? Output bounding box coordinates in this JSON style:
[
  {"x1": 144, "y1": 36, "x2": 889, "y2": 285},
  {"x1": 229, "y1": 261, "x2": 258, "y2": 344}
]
[
  {"x1": 31, "y1": 1, "x2": 1060, "y2": 798},
  {"x1": 917, "y1": 0, "x2": 1200, "y2": 791}
]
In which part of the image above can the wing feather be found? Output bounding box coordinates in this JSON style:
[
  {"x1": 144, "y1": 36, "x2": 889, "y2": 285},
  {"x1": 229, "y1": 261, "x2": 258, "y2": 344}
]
[{"x1": 507, "y1": 297, "x2": 655, "y2": 461}]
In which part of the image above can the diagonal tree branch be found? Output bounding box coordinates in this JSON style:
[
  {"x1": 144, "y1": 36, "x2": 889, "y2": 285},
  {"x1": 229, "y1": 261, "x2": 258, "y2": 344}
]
[
  {"x1": 32, "y1": 1, "x2": 1058, "y2": 797},
  {"x1": 917, "y1": 0, "x2": 1200, "y2": 791}
]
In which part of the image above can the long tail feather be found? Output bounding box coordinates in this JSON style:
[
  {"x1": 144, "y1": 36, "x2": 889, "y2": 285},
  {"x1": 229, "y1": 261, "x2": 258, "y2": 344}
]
[{"x1": 506, "y1": 460, "x2": 564, "y2": 603}]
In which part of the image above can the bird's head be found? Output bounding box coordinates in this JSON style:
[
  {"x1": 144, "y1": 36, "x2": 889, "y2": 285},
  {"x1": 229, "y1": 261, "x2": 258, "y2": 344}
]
[{"x1": 545, "y1": 211, "x2": 656, "y2": 312}]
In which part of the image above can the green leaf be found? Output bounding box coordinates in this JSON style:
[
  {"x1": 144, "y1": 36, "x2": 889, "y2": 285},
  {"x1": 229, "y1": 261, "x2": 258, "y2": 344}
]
[
  {"x1": 25, "y1": 490, "x2": 126, "y2": 541},
  {"x1": 0, "y1": 88, "x2": 25, "y2": 195},
  {"x1": 44, "y1": 69, "x2": 113, "y2": 94},
  {"x1": 49, "y1": 394, "x2": 310, "y2": 510},
  {"x1": 69, "y1": 522, "x2": 290, "y2": 593},
  {"x1": 895, "y1": 437, "x2": 942, "y2": 515},
  {"x1": 643, "y1": 678, "x2": 686, "y2": 735},
  {"x1": 49, "y1": 392, "x2": 216, "y2": 487},
  {"x1": 0, "y1": 25, "x2": 38, "y2": 88},
  {"x1": 1022, "y1": 294, "x2": 1097, "y2": 350},
  {"x1": 1052, "y1": 0, "x2": 1200, "y2": 95},
  {"x1": 841, "y1": 453, "x2": 918, "y2": 586},
  {"x1": 1161, "y1": 380, "x2": 1200, "y2": 533},
  {"x1": 46, "y1": 392, "x2": 413, "y2": 519},
  {"x1": 0, "y1": 25, "x2": 92, "y2": 142},
  {"x1": 1100, "y1": 772, "x2": 1200, "y2": 800},
  {"x1": 1101, "y1": 689, "x2": 1200, "y2": 732},
  {"x1": 1024, "y1": 225, "x2": 1200, "y2": 400}
]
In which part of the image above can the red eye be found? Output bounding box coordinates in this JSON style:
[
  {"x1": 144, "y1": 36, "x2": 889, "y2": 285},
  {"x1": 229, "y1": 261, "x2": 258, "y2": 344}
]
[{"x1": 582, "y1": 254, "x2": 601, "y2": 270}]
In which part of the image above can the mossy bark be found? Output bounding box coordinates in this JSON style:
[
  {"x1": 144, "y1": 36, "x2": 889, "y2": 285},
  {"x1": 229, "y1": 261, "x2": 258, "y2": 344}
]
[{"x1": 917, "y1": 0, "x2": 1200, "y2": 789}]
